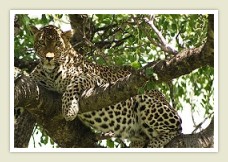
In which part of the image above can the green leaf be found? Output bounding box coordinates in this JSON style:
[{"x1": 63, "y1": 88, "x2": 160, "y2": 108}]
[
  {"x1": 138, "y1": 87, "x2": 145, "y2": 94},
  {"x1": 145, "y1": 68, "x2": 154, "y2": 77},
  {"x1": 106, "y1": 139, "x2": 115, "y2": 148},
  {"x1": 146, "y1": 81, "x2": 155, "y2": 90},
  {"x1": 50, "y1": 138, "x2": 55, "y2": 145},
  {"x1": 131, "y1": 61, "x2": 141, "y2": 69},
  {"x1": 41, "y1": 14, "x2": 48, "y2": 24}
]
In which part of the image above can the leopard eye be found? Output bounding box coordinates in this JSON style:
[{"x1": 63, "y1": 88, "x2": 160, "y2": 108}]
[
  {"x1": 56, "y1": 41, "x2": 62, "y2": 47},
  {"x1": 34, "y1": 40, "x2": 44, "y2": 51},
  {"x1": 36, "y1": 40, "x2": 45, "y2": 47}
]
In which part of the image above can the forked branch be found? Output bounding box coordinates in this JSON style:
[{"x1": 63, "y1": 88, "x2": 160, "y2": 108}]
[{"x1": 143, "y1": 15, "x2": 178, "y2": 54}]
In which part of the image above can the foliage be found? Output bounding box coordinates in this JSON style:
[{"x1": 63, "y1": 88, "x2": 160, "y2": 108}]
[
  {"x1": 14, "y1": 14, "x2": 214, "y2": 148},
  {"x1": 14, "y1": 14, "x2": 67, "y2": 66}
]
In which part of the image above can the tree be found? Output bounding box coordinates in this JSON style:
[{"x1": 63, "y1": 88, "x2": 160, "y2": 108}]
[{"x1": 13, "y1": 13, "x2": 215, "y2": 148}]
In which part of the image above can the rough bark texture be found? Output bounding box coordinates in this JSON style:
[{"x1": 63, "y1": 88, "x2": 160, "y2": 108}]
[
  {"x1": 165, "y1": 118, "x2": 214, "y2": 148},
  {"x1": 14, "y1": 110, "x2": 36, "y2": 148},
  {"x1": 80, "y1": 74, "x2": 147, "y2": 113},
  {"x1": 68, "y1": 14, "x2": 94, "y2": 54},
  {"x1": 13, "y1": 14, "x2": 215, "y2": 148},
  {"x1": 14, "y1": 74, "x2": 97, "y2": 148},
  {"x1": 149, "y1": 15, "x2": 214, "y2": 82}
]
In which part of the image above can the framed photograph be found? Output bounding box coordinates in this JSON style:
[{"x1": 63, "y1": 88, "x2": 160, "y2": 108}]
[{"x1": 10, "y1": 10, "x2": 218, "y2": 152}]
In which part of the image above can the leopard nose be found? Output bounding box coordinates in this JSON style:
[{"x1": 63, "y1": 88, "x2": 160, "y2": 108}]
[
  {"x1": 46, "y1": 52, "x2": 54, "y2": 62},
  {"x1": 46, "y1": 57, "x2": 53, "y2": 62}
]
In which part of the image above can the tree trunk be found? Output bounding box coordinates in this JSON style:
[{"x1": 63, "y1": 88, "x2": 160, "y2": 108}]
[{"x1": 14, "y1": 110, "x2": 36, "y2": 148}]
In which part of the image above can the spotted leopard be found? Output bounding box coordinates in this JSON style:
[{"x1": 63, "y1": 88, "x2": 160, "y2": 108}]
[{"x1": 30, "y1": 25, "x2": 182, "y2": 148}]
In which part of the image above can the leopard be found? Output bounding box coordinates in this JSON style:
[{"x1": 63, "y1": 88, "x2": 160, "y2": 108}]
[{"x1": 29, "y1": 25, "x2": 182, "y2": 148}]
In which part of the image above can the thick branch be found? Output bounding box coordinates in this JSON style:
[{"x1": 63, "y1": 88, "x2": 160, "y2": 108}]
[
  {"x1": 151, "y1": 46, "x2": 207, "y2": 81},
  {"x1": 14, "y1": 110, "x2": 36, "y2": 148},
  {"x1": 165, "y1": 118, "x2": 214, "y2": 148},
  {"x1": 80, "y1": 74, "x2": 146, "y2": 113},
  {"x1": 81, "y1": 26, "x2": 214, "y2": 111},
  {"x1": 14, "y1": 57, "x2": 39, "y2": 73},
  {"x1": 68, "y1": 14, "x2": 93, "y2": 54},
  {"x1": 150, "y1": 15, "x2": 214, "y2": 82},
  {"x1": 14, "y1": 74, "x2": 97, "y2": 148}
]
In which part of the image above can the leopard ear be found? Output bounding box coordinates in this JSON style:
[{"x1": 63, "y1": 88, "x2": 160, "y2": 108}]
[
  {"x1": 62, "y1": 30, "x2": 73, "y2": 40},
  {"x1": 30, "y1": 25, "x2": 39, "y2": 35}
]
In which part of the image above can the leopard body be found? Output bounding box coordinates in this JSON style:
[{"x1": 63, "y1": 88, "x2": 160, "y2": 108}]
[{"x1": 30, "y1": 25, "x2": 182, "y2": 148}]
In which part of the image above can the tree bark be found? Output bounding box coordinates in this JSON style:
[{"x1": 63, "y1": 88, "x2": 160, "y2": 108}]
[
  {"x1": 165, "y1": 118, "x2": 214, "y2": 148},
  {"x1": 14, "y1": 73, "x2": 97, "y2": 148},
  {"x1": 14, "y1": 110, "x2": 36, "y2": 148}
]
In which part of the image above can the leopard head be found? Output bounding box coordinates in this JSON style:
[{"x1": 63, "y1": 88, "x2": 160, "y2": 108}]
[{"x1": 30, "y1": 25, "x2": 72, "y2": 71}]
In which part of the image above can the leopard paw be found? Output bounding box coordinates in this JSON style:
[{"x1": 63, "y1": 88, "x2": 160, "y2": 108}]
[{"x1": 62, "y1": 104, "x2": 79, "y2": 121}]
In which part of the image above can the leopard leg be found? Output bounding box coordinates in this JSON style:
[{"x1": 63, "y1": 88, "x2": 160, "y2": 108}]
[
  {"x1": 62, "y1": 89, "x2": 80, "y2": 121},
  {"x1": 62, "y1": 76, "x2": 95, "y2": 121},
  {"x1": 129, "y1": 140, "x2": 146, "y2": 148},
  {"x1": 146, "y1": 132, "x2": 179, "y2": 148},
  {"x1": 135, "y1": 95, "x2": 182, "y2": 148},
  {"x1": 130, "y1": 131, "x2": 179, "y2": 148},
  {"x1": 140, "y1": 120, "x2": 181, "y2": 148}
]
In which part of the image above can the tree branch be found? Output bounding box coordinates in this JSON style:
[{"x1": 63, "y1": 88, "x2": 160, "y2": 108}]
[
  {"x1": 165, "y1": 118, "x2": 214, "y2": 148},
  {"x1": 80, "y1": 13, "x2": 215, "y2": 110},
  {"x1": 143, "y1": 15, "x2": 214, "y2": 82},
  {"x1": 14, "y1": 72, "x2": 215, "y2": 148},
  {"x1": 14, "y1": 73, "x2": 98, "y2": 148},
  {"x1": 14, "y1": 110, "x2": 36, "y2": 148},
  {"x1": 144, "y1": 15, "x2": 178, "y2": 54}
]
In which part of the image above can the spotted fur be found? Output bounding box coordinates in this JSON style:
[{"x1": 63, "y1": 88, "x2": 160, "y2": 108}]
[{"x1": 30, "y1": 25, "x2": 182, "y2": 147}]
